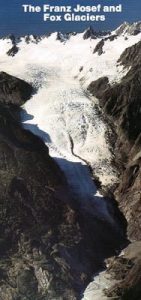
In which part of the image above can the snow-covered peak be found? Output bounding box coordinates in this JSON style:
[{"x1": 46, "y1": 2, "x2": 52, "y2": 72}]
[
  {"x1": 83, "y1": 26, "x2": 97, "y2": 40},
  {"x1": 56, "y1": 31, "x2": 77, "y2": 43},
  {"x1": 83, "y1": 26, "x2": 110, "y2": 40},
  {"x1": 114, "y1": 21, "x2": 141, "y2": 36},
  {"x1": 24, "y1": 34, "x2": 41, "y2": 44},
  {"x1": 2, "y1": 21, "x2": 141, "y2": 51},
  {"x1": 114, "y1": 21, "x2": 129, "y2": 35}
]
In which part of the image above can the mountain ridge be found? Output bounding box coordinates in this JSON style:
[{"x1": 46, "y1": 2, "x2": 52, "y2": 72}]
[
  {"x1": 86, "y1": 38, "x2": 141, "y2": 300},
  {"x1": 3, "y1": 20, "x2": 141, "y2": 46}
]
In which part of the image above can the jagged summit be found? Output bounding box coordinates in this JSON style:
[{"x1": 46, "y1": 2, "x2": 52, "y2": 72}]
[
  {"x1": 54, "y1": 21, "x2": 141, "y2": 42},
  {"x1": 115, "y1": 20, "x2": 141, "y2": 36},
  {"x1": 81, "y1": 21, "x2": 141, "y2": 41},
  {"x1": 2, "y1": 21, "x2": 141, "y2": 50},
  {"x1": 83, "y1": 26, "x2": 110, "y2": 40},
  {"x1": 56, "y1": 31, "x2": 77, "y2": 42},
  {"x1": 83, "y1": 26, "x2": 97, "y2": 40}
]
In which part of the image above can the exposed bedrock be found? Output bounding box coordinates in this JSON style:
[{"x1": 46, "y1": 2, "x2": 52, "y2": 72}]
[
  {"x1": 7, "y1": 45, "x2": 19, "y2": 57},
  {"x1": 115, "y1": 21, "x2": 141, "y2": 36},
  {"x1": 83, "y1": 26, "x2": 110, "y2": 40},
  {"x1": 87, "y1": 40, "x2": 141, "y2": 299},
  {"x1": 0, "y1": 71, "x2": 33, "y2": 106},
  {"x1": 88, "y1": 40, "x2": 141, "y2": 239},
  {"x1": 118, "y1": 40, "x2": 141, "y2": 67},
  {"x1": 93, "y1": 35, "x2": 118, "y2": 55},
  {"x1": 87, "y1": 76, "x2": 110, "y2": 99}
]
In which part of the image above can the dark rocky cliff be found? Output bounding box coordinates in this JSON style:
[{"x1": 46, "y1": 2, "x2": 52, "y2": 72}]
[
  {"x1": 88, "y1": 40, "x2": 141, "y2": 299},
  {"x1": 0, "y1": 71, "x2": 33, "y2": 105},
  {"x1": 0, "y1": 101, "x2": 81, "y2": 300}
]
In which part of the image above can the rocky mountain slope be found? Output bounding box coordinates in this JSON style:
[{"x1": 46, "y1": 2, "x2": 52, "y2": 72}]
[
  {"x1": 87, "y1": 38, "x2": 141, "y2": 300},
  {"x1": 0, "y1": 71, "x2": 33, "y2": 105}
]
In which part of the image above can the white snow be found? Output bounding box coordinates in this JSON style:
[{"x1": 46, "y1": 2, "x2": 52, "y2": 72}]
[
  {"x1": 82, "y1": 270, "x2": 117, "y2": 300},
  {"x1": 77, "y1": 33, "x2": 141, "y2": 89},
  {"x1": 0, "y1": 30, "x2": 140, "y2": 223}
]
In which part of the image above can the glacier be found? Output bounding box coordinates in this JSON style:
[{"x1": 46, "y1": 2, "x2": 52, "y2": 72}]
[
  {"x1": 0, "y1": 30, "x2": 140, "y2": 223},
  {"x1": 0, "y1": 24, "x2": 141, "y2": 299}
]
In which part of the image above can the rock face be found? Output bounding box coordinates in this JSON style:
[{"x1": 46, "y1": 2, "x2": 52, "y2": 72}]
[
  {"x1": 88, "y1": 40, "x2": 141, "y2": 299},
  {"x1": 56, "y1": 32, "x2": 71, "y2": 42},
  {"x1": 118, "y1": 40, "x2": 141, "y2": 67},
  {"x1": 0, "y1": 102, "x2": 79, "y2": 299},
  {"x1": 94, "y1": 41, "x2": 141, "y2": 230},
  {"x1": 83, "y1": 27, "x2": 110, "y2": 40},
  {"x1": 93, "y1": 39, "x2": 105, "y2": 55},
  {"x1": 0, "y1": 103, "x2": 79, "y2": 299},
  {"x1": 93, "y1": 35, "x2": 117, "y2": 55},
  {"x1": 0, "y1": 72, "x2": 33, "y2": 105},
  {"x1": 105, "y1": 241, "x2": 141, "y2": 300},
  {"x1": 88, "y1": 39, "x2": 141, "y2": 161},
  {"x1": 100, "y1": 68, "x2": 141, "y2": 144},
  {"x1": 0, "y1": 73, "x2": 126, "y2": 299},
  {"x1": 5, "y1": 34, "x2": 20, "y2": 56},
  {"x1": 115, "y1": 21, "x2": 141, "y2": 36},
  {"x1": 101, "y1": 41, "x2": 141, "y2": 147},
  {"x1": 25, "y1": 34, "x2": 41, "y2": 44},
  {"x1": 7, "y1": 45, "x2": 19, "y2": 57},
  {"x1": 87, "y1": 77, "x2": 110, "y2": 99},
  {"x1": 83, "y1": 26, "x2": 97, "y2": 40}
]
